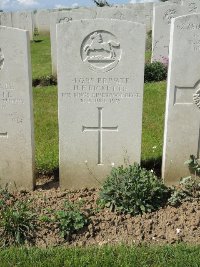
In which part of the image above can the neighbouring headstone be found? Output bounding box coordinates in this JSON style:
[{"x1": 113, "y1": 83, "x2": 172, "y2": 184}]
[
  {"x1": 151, "y1": 3, "x2": 183, "y2": 63},
  {"x1": 169, "y1": 0, "x2": 182, "y2": 4},
  {"x1": 57, "y1": 19, "x2": 145, "y2": 189},
  {"x1": 36, "y1": 9, "x2": 51, "y2": 34},
  {"x1": 162, "y1": 14, "x2": 200, "y2": 185},
  {"x1": 0, "y1": 12, "x2": 12, "y2": 27},
  {"x1": 0, "y1": 26, "x2": 35, "y2": 190},
  {"x1": 12, "y1": 11, "x2": 34, "y2": 40},
  {"x1": 124, "y1": 3, "x2": 152, "y2": 31}
]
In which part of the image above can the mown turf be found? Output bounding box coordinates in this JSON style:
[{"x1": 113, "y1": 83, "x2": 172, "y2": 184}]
[
  {"x1": 31, "y1": 34, "x2": 52, "y2": 80},
  {"x1": 142, "y1": 81, "x2": 166, "y2": 161},
  {"x1": 0, "y1": 244, "x2": 200, "y2": 267},
  {"x1": 33, "y1": 86, "x2": 58, "y2": 172}
]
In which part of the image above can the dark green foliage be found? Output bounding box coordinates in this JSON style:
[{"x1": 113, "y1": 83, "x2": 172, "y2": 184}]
[
  {"x1": 98, "y1": 164, "x2": 170, "y2": 215},
  {"x1": 0, "y1": 190, "x2": 37, "y2": 246},
  {"x1": 146, "y1": 30, "x2": 152, "y2": 52},
  {"x1": 32, "y1": 75, "x2": 57, "y2": 87},
  {"x1": 185, "y1": 154, "x2": 200, "y2": 176},
  {"x1": 54, "y1": 201, "x2": 88, "y2": 240},
  {"x1": 168, "y1": 155, "x2": 200, "y2": 206},
  {"x1": 144, "y1": 62, "x2": 168, "y2": 83}
]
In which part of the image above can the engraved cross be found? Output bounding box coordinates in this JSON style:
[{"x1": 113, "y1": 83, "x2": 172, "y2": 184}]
[
  {"x1": 82, "y1": 107, "x2": 118, "y2": 165},
  {"x1": 174, "y1": 82, "x2": 200, "y2": 158}
]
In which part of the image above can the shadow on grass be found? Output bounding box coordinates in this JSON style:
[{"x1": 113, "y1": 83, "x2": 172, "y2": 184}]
[
  {"x1": 33, "y1": 40, "x2": 43, "y2": 43},
  {"x1": 141, "y1": 156, "x2": 162, "y2": 178}
]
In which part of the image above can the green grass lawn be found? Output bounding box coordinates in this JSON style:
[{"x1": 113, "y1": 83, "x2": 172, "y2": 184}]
[
  {"x1": 31, "y1": 34, "x2": 52, "y2": 80},
  {"x1": 0, "y1": 244, "x2": 200, "y2": 267},
  {"x1": 31, "y1": 35, "x2": 166, "y2": 173},
  {"x1": 33, "y1": 86, "x2": 58, "y2": 173}
]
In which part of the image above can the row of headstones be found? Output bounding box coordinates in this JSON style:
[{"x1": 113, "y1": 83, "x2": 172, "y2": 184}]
[
  {"x1": 37, "y1": 0, "x2": 200, "y2": 75},
  {"x1": 49, "y1": 2, "x2": 175, "y2": 75},
  {"x1": 1, "y1": 0, "x2": 197, "y2": 75},
  {"x1": 35, "y1": 3, "x2": 154, "y2": 35},
  {"x1": 0, "y1": 11, "x2": 34, "y2": 39},
  {"x1": 0, "y1": 12, "x2": 199, "y2": 191},
  {"x1": 152, "y1": 0, "x2": 200, "y2": 63}
]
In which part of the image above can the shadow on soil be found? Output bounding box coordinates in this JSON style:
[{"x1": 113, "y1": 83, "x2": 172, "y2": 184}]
[
  {"x1": 35, "y1": 158, "x2": 163, "y2": 191},
  {"x1": 141, "y1": 156, "x2": 162, "y2": 178},
  {"x1": 35, "y1": 168, "x2": 59, "y2": 190}
]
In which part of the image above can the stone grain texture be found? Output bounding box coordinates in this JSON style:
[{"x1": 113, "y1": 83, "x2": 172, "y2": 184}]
[
  {"x1": 0, "y1": 26, "x2": 35, "y2": 190},
  {"x1": 57, "y1": 19, "x2": 145, "y2": 189},
  {"x1": 162, "y1": 14, "x2": 200, "y2": 185}
]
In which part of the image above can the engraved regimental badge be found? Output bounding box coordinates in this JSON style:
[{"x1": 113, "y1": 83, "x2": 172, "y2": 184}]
[
  {"x1": 81, "y1": 31, "x2": 122, "y2": 73},
  {"x1": 0, "y1": 48, "x2": 4, "y2": 71},
  {"x1": 193, "y1": 88, "x2": 200, "y2": 109}
]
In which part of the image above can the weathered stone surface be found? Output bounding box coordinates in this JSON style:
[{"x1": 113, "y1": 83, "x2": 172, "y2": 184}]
[
  {"x1": 57, "y1": 19, "x2": 145, "y2": 189},
  {"x1": 36, "y1": 9, "x2": 51, "y2": 33},
  {"x1": 12, "y1": 11, "x2": 34, "y2": 40},
  {"x1": 0, "y1": 12, "x2": 12, "y2": 27},
  {"x1": 50, "y1": 9, "x2": 96, "y2": 75},
  {"x1": 162, "y1": 14, "x2": 200, "y2": 185},
  {"x1": 0, "y1": 26, "x2": 35, "y2": 190},
  {"x1": 151, "y1": 3, "x2": 183, "y2": 63},
  {"x1": 181, "y1": 0, "x2": 200, "y2": 14}
]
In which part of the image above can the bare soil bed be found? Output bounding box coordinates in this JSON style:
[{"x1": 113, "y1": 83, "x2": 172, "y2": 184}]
[{"x1": 16, "y1": 175, "x2": 200, "y2": 248}]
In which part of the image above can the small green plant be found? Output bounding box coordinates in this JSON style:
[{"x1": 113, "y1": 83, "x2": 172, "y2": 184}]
[
  {"x1": 98, "y1": 164, "x2": 170, "y2": 215},
  {"x1": 0, "y1": 184, "x2": 13, "y2": 207},
  {"x1": 54, "y1": 200, "x2": 88, "y2": 240},
  {"x1": 144, "y1": 62, "x2": 167, "y2": 83},
  {"x1": 185, "y1": 155, "x2": 200, "y2": 177},
  {"x1": 168, "y1": 155, "x2": 200, "y2": 206},
  {"x1": 167, "y1": 188, "x2": 188, "y2": 206},
  {"x1": 0, "y1": 197, "x2": 37, "y2": 246}
]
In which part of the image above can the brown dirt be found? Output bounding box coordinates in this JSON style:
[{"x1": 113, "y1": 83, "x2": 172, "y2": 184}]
[{"x1": 8, "y1": 175, "x2": 200, "y2": 248}]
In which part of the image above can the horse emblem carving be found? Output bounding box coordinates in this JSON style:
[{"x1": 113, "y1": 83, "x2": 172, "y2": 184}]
[{"x1": 81, "y1": 31, "x2": 121, "y2": 73}]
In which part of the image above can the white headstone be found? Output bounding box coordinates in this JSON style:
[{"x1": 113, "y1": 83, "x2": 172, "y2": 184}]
[
  {"x1": 36, "y1": 9, "x2": 51, "y2": 34},
  {"x1": 162, "y1": 14, "x2": 200, "y2": 185},
  {"x1": 0, "y1": 12, "x2": 12, "y2": 27},
  {"x1": 12, "y1": 11, "x2": 34, "y2": 40},
  {"x1": 151, "y1": 3, "x2": 183, "y2": 63},
  {"x1": 57, "y1": 19, "x2": 145, "y2": 189},
  {"x1": 0, "y1": 26, "x2": 35, "y2": 190},
  {"x1": 123, "y1": 3, "x2": 152, "y2": 31}
]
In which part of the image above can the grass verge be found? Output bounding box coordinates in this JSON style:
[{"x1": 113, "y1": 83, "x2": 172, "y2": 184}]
[
  {"x1": 33, "y1": 86, "x2": 58, "y2": 173},
  {"x1": 0, "y1": 244, "x2": 200, "y2": 267},
  {"x1": 31, "y1": 34, "x2": 52, "y2": 80}
]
